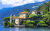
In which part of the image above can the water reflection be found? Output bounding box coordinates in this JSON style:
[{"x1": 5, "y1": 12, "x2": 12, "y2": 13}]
[{"x1": 0, "y1": 25, "x2": 50, "y2": 31}]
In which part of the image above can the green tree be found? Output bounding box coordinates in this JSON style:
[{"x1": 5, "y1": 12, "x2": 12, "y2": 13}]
[
  {"x1": 42, "y1": 12, "x2": 50, "y2": 25},
  {"x1": 36, "y1": 1, "x2": 50, "y2": 14},
  {"x1": 3, "y1": 17, "x2": 10, "y2": 22},
  {"x1": 29, "y1": 14, "x2": 37, "y2": 19},
  {"x1": 38, "y1": 21, "x2": 48, "y2": 27},
  {"x1": 24, "y1": 9, "x2": 30, "y2": 12},
  {"x1": 4, "y1": 22, "x2": 9, "y2": 27},
  {"x1": 38, "y1": 21, "x2": 45, "y2": 24},
  {"x1": 30, "y1": 21, "x2": 35, "y2": 24},
  {"x1": 8, "y1": 23, "x2": 14, "y2": 27},
  {"x1": 45, "y1": 2, "x2": 50, "y2": 12},
  {"x1": 3, "y1": 17, "x2": 10, "y2": 27}
]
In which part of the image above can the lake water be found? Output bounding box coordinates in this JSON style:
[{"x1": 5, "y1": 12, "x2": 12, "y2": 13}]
[{"x1": 0, "y1": 25, "x2": 50, "y2": 31}]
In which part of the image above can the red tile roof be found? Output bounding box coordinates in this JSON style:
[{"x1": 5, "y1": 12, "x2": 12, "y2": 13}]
[
  {"x1": 20, "y1": 12, "x2": 29, "y2": 14},
  {"x1": 13, "y1": 17, "x2": 25, "y2": 19}
]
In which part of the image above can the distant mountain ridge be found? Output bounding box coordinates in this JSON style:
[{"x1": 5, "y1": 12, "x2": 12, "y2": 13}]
[{"x1": 0, "y1": 2, "x2": 45, "y2": 24}]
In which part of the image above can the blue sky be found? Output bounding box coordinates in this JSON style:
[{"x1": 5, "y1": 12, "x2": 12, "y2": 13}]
[{"x1": 0, "y1": 0, "x2": 50, "y2": 9}]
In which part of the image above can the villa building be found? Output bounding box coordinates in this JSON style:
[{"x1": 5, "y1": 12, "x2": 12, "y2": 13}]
[
  {"x1": 10, "y1": 10, "x2": 43, "y2": 26},
  {"x1": 32, "y1": 10, "x2": 43, "y2": 15},
  {"x1": 10, "y1": 12, "x2": 30, "y2": 25}
]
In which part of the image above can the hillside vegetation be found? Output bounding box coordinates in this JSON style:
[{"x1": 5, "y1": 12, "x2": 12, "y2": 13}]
[{"x1": 36, "y1": 1, "x2": 50, "y2": 14}]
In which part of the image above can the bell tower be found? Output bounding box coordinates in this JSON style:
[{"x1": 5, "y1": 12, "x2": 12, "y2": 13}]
[{"x1": 10, "y1": 14, "x2": 13, "y2": 23}]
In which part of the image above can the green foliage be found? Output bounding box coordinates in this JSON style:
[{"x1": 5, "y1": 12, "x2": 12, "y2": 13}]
[
  {"x1": 24, "y1": 9, "x2": 30, "y2": 12},
  {"x1": 48, "y1": 12, "x2": 50, "y2": 15},
  {"x1": 36, "y1": 1, "x2": 50, "y2": 14},
  {"x1": 22, "y1": 21, "x2": 49, "y2": 27},
  {"x1": 29, "y1": 14, "x2": 42, "y2": 20},
  {"x1": 4, "y1": 22, "x2": 14, "y2": 27},
  {"x1": 28, "y1": 24, "x2": 34, "y2": 27},
  {"x1": 37, "y1": 15, "x2": 42, "y2": 20},
  {"x1": 38, "y1": 21, "x2": 45, "y2": 24},
  {"x1": 4, "y1": 22, "x2": 9, "y2": 27},
  {"x1": 23, "y1": 21, "x2": 26, "y2": 25},
  {"x1": 23, "y1": 21, "x2": 29, "y2": 25},
  {"x1": 23, "y1": 21, "x2": 35, "y2": 27},
  {"x1": 8, "y1": 23, "x2": 14, "y2": 27},
  {"x1": 42, "y1": 12, "x2": 50, "y2": 25},
  {"x1": 29, "y1": 14, "x2": 37, "y2": 18},
  {"x1": 40, "y1": 24, "x2": 48, "y2": 27},
  {"x1": 3, "y1": 17, "x2": 10, "y2": 22},
  {"x1": 13, "y1": 19, "x2": 15, "y2": 24},
  {"x1": 38, "y1": 21, "x2": 48, "y2": 27},
  {"x1": 30, "y1": 21, "x2": 35, "y2": 24},
  {"x1": 4, "y1": 22, "x2": 7, "y2": 27}
]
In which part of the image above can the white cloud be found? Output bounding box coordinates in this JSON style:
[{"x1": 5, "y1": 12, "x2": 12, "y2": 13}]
[{"x1": 1, "y1": 0, "x2": 45, "y2": 7}]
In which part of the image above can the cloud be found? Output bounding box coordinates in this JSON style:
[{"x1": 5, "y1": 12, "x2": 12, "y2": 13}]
[{"x1": 1, "y1": 0, "x2": 45, "y2": 7}]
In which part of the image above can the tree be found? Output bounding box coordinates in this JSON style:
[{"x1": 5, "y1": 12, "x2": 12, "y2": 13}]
[
  {"x1": 42, "y1": 12, "x2": 50, "y2": 25},
  {"x1": 36, "y1": 1, "x2": 50, "y2": 14},
  {"x1": 36, "y1": 6, "x2": 42, "y2": 10},
  {"x1": 3, "y1": 17, "x2": 10, "y2": 22},
  {"x1": 29, "y1": 14, "x2": 37, "y2": 19},
  {"x1": 30, "y1": 21, "x2": 35, "y2": 24},
  {"x1": 38, "y1": 21, "x2": 45, "y2": 24},
  {"x1": 3, "y1": 17, "x2": 10, "y2": 27},
  {"x1": 44, "y1": 2, "x2": 50, "y2": 12},
  {"x1": 38, "y1": 21, "x2": 48, "y2": 27},
  {"x1": 24, "y1": 9, "x2": 30, "y2": 12}
]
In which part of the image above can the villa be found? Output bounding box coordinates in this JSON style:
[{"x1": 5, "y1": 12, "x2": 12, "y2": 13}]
[
  {"x1": 10, "y1": 10, "x2": 43, "y2": 26},
  {"x1": 32, "y1": 10, "x2": 43, "y2": 15}
]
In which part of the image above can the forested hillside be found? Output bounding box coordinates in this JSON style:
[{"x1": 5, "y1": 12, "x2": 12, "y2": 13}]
[{"x1": 36, "y1": 1, "x2": 50, "y2": 14}]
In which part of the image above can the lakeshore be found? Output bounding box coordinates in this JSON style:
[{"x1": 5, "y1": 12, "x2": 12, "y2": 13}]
[{"x1": 0, "y1": 25, "x2": 50, "y2": 31}]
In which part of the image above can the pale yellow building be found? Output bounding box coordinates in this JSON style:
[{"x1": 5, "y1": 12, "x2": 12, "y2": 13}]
[
  {"x1": 32, "y1": 10, "x2": 43, "y2": 15},
  {"x1": 13, "y1": 12, "x2": 30, "y2": 25}
]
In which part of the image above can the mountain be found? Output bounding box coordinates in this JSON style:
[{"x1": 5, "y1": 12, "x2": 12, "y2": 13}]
[{"x1": 0, "y1": 2, "x2": 45, "y2": 24}]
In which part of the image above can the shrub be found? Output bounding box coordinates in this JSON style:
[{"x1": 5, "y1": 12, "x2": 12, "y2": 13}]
[
  {"x1": 40, "y1": 24, "x2": 48, "y2": 27},
  {"x1": 29, "y1": 14, "x2": 37, "y2": 18},
  {"x1": 4, "y1": 22, "x2": 7, "y2": 27},
  {"x1": 4, "y1": 22, "x2": 9, "y2": 27},
  {"x1": 38, "y1": 21, "x2": 48, "y2": 27},
  {"x1": 22, "y1": 21, "x2": 30, "y2": 25},
  {"x1": 28, "y1": 24, "x2": 34, "y2": 27},
  {"x1": 8, "y1": 23, "x2": 14, "y2": 27},
  {"x1": 30, "y1": 21, "x2": 35, "y2": 24},
  {"x1": 24, "y1": 9, "x2": 30, "y2": 12},
  {"x1": 38, "y1": 21, "x2": 45, "y2": 24}
]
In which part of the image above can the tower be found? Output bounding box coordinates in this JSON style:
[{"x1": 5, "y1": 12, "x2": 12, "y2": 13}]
[
  {"x1": 10, "y1": 14, "x2": 13, "y2": 23},
  {"x1": 14, "y1": 14, "x2": 15, "y2": 17}
]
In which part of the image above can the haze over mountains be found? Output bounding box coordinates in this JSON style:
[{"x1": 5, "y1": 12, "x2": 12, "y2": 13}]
[{"x1": 0, "y1": 2, "x2": 45, "y2": 24}]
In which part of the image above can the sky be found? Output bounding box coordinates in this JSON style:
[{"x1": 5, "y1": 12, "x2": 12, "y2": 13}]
[{"x1": 0, "y1": 0, "x2": 50, "y2": 9}]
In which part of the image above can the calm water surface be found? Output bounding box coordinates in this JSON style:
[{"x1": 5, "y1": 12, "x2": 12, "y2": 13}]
[{"x1": 0, "y1": 25, "x2": 50, "y2": 31}]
